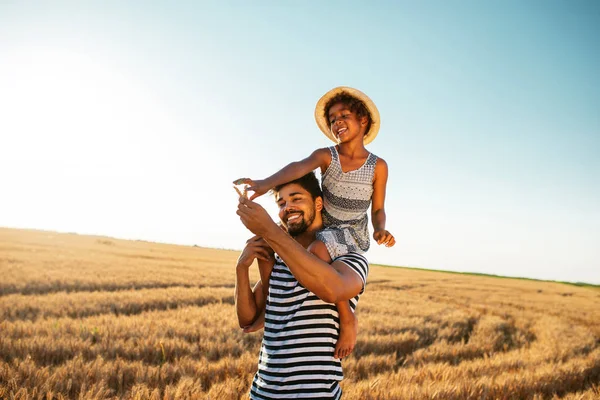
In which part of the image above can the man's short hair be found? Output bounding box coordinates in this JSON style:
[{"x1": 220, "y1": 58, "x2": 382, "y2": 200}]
[{"x1": 272, "y1": 172, "x2": 322, "y2": 200}]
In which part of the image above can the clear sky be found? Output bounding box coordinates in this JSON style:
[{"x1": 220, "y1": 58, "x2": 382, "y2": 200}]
[{"x1": 1, "y1": 1, "x2": 598, "y2": 284}]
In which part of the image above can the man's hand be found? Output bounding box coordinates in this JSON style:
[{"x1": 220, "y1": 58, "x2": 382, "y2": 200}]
[
  {"x1": 232, "y1": 178, "x2": 270, "y2": 200},
  {"x1": 236, "y1": 196, "x2": 277, "y2": 237},
  {"x1": 237, "y1": 235, "x2": 275, "y2": 269},
  {"x1": 373, "y1": 230, "x2": 396, "y2": 247}
]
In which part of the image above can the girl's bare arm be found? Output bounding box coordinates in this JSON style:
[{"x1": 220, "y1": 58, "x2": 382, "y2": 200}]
[
  {"x1": 371, "y1": 158, "x2": 396, "y2": 247},
  {"x1": 234, "y1": 148, "x2": 331, "y2": 200}
]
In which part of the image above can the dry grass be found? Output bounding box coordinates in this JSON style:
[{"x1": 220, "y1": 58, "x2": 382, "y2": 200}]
[{"x1": 0, "y1": 227, "x2": 599, "y2": 399}]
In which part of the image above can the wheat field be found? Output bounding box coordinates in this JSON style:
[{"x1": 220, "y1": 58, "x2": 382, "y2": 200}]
[{"x1": 0, "y1": 227, "x2": 598, "y2": 399}]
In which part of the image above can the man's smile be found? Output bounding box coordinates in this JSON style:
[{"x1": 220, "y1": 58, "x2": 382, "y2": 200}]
[{"x1": 286, "y1": 213, "x2": 302, "y2": 223}]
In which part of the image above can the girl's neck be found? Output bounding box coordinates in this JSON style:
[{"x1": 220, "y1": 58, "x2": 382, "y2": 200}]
[{"x1": 337, "y1": 139, "x2": 368, "y2": 158}]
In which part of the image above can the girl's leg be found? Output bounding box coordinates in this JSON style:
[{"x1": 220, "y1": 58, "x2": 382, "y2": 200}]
[
  {"x1": 308, "y1": 240, "x2": 357, "y2": 359},
  {"x1": 307, "y1": 239, "x2": 332, "y2": 264},
  {"x1": 334, "y1": 300, "x2": 357, "y2": 359}
]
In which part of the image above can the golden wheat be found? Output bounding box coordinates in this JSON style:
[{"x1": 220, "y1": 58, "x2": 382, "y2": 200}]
[{"x1": 0, "y1": 227, "x2": 598, "y2": 399}]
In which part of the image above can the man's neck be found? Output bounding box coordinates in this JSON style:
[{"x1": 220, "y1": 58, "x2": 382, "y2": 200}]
[{"x1": 292, "y1": 227, "x2": 320, "y2": 249}]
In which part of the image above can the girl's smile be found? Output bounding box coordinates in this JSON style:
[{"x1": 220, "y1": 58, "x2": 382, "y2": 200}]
[
  {"x1": 328, "y1": 103, "x2": 368, "y2": 143},
  {"x1": 336, "y1": 127, "x2": 348, "y2": 139}
]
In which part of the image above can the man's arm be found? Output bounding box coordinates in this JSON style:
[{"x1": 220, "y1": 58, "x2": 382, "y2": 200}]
[
  {"x1": 235, "y1": 274, "x2": 264, "y2": 328},
  {"x1": 235, "y1": 236, "x2": 273, "y2": 328},
  {"x1": 237, "y1": 198, "x2": 365, "y2": 303}
]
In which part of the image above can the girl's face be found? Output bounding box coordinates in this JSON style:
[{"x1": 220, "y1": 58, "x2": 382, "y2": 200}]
[{"x1": 328, "y1": 103, "x2": 368, "y2": 143}]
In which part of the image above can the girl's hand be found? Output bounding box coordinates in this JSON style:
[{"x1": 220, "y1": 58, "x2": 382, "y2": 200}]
[
  {"x1": 232, "y1": 178, "x2": 270, "y2": 200},
  {"x1": 373, "y1": 230, "x2": 396, "y2": 247}
]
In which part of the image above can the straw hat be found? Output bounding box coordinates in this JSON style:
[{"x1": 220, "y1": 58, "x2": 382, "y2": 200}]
[{"x1": 314, "y1": 86, "x2": 380, "y2": 145}]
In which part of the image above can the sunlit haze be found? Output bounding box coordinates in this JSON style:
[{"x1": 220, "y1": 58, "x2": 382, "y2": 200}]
[{"x1": 1, "y1": 1, "x2": 598, "y2": 284}]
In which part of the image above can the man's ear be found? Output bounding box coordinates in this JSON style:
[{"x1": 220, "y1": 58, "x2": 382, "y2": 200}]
[{"x1": 315, "y1": 196, "x2": 323, "y2": 212}]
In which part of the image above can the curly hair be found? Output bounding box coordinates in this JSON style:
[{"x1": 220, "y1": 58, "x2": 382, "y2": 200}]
[{"x1": 324, "y1": 92, "x2": 373, "y2": 136}]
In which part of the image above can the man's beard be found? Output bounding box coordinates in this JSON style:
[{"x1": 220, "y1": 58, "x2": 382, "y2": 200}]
[{"x1": 284, "y1": 207, "x2": 316, "y2": 237}]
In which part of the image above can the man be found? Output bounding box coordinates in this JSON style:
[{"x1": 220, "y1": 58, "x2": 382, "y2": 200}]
[{"x1": 235, "y1": 172, "x2": 369, "y2": 399}]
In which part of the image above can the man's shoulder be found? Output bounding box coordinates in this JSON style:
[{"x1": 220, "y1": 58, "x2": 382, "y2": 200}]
[
  {"x1": 332, "y1": 252, "x2": 369, "y2": 283},
  {"x1": 334, "y1": 252, "x2": 369, "y2": 264}
]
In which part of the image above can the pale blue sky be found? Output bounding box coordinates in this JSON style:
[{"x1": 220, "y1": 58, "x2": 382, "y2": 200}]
[{"x1": 0, "y1": 1, "x2": 598, "y2": 283}]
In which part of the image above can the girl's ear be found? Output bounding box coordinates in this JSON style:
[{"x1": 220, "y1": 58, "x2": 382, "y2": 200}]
[{"x1": 360, "y1": 115, "x2": 369, "y2": 126}]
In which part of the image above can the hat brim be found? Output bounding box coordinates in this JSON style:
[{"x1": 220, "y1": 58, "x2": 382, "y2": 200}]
[{"x1": 314, "y1": 86, "x2": 380, "y2": 145}]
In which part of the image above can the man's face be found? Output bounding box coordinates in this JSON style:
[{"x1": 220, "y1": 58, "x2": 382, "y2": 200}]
[{"x1": 275, "y1": 183, "x2": 318, "y2": 237}]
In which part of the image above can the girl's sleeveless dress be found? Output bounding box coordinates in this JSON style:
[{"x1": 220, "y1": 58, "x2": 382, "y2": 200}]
[{"x1": 316, "y1": 146, "x2": 378, "y2": 260}]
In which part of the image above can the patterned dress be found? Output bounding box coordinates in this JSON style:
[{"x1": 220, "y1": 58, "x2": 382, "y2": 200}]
[{"x1": 316, "y1": 146, "x2": 378, "y2": 259}]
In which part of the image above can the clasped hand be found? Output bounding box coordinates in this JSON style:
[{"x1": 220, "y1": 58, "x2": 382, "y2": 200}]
[
  {"x1": 237, "y1": 235, "x2": 274, "y2": 269},
  {"x1": 236, "y1": 195, "x2": 276, "y2": 237}
]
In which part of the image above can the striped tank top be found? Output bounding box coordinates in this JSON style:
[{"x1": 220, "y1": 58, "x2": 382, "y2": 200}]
[{"x1": 249, "y1": 252, "x2": 369, "y2": 399}]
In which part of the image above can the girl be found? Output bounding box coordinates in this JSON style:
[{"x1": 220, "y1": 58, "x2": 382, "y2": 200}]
[{"x1": 235, "y1": 86, "x2": 395, "y2": 359}]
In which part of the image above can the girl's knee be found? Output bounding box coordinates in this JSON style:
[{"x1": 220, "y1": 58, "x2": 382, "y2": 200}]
[{"x1": 308, "y1": 240, "x2": 332, "y2": 263}]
